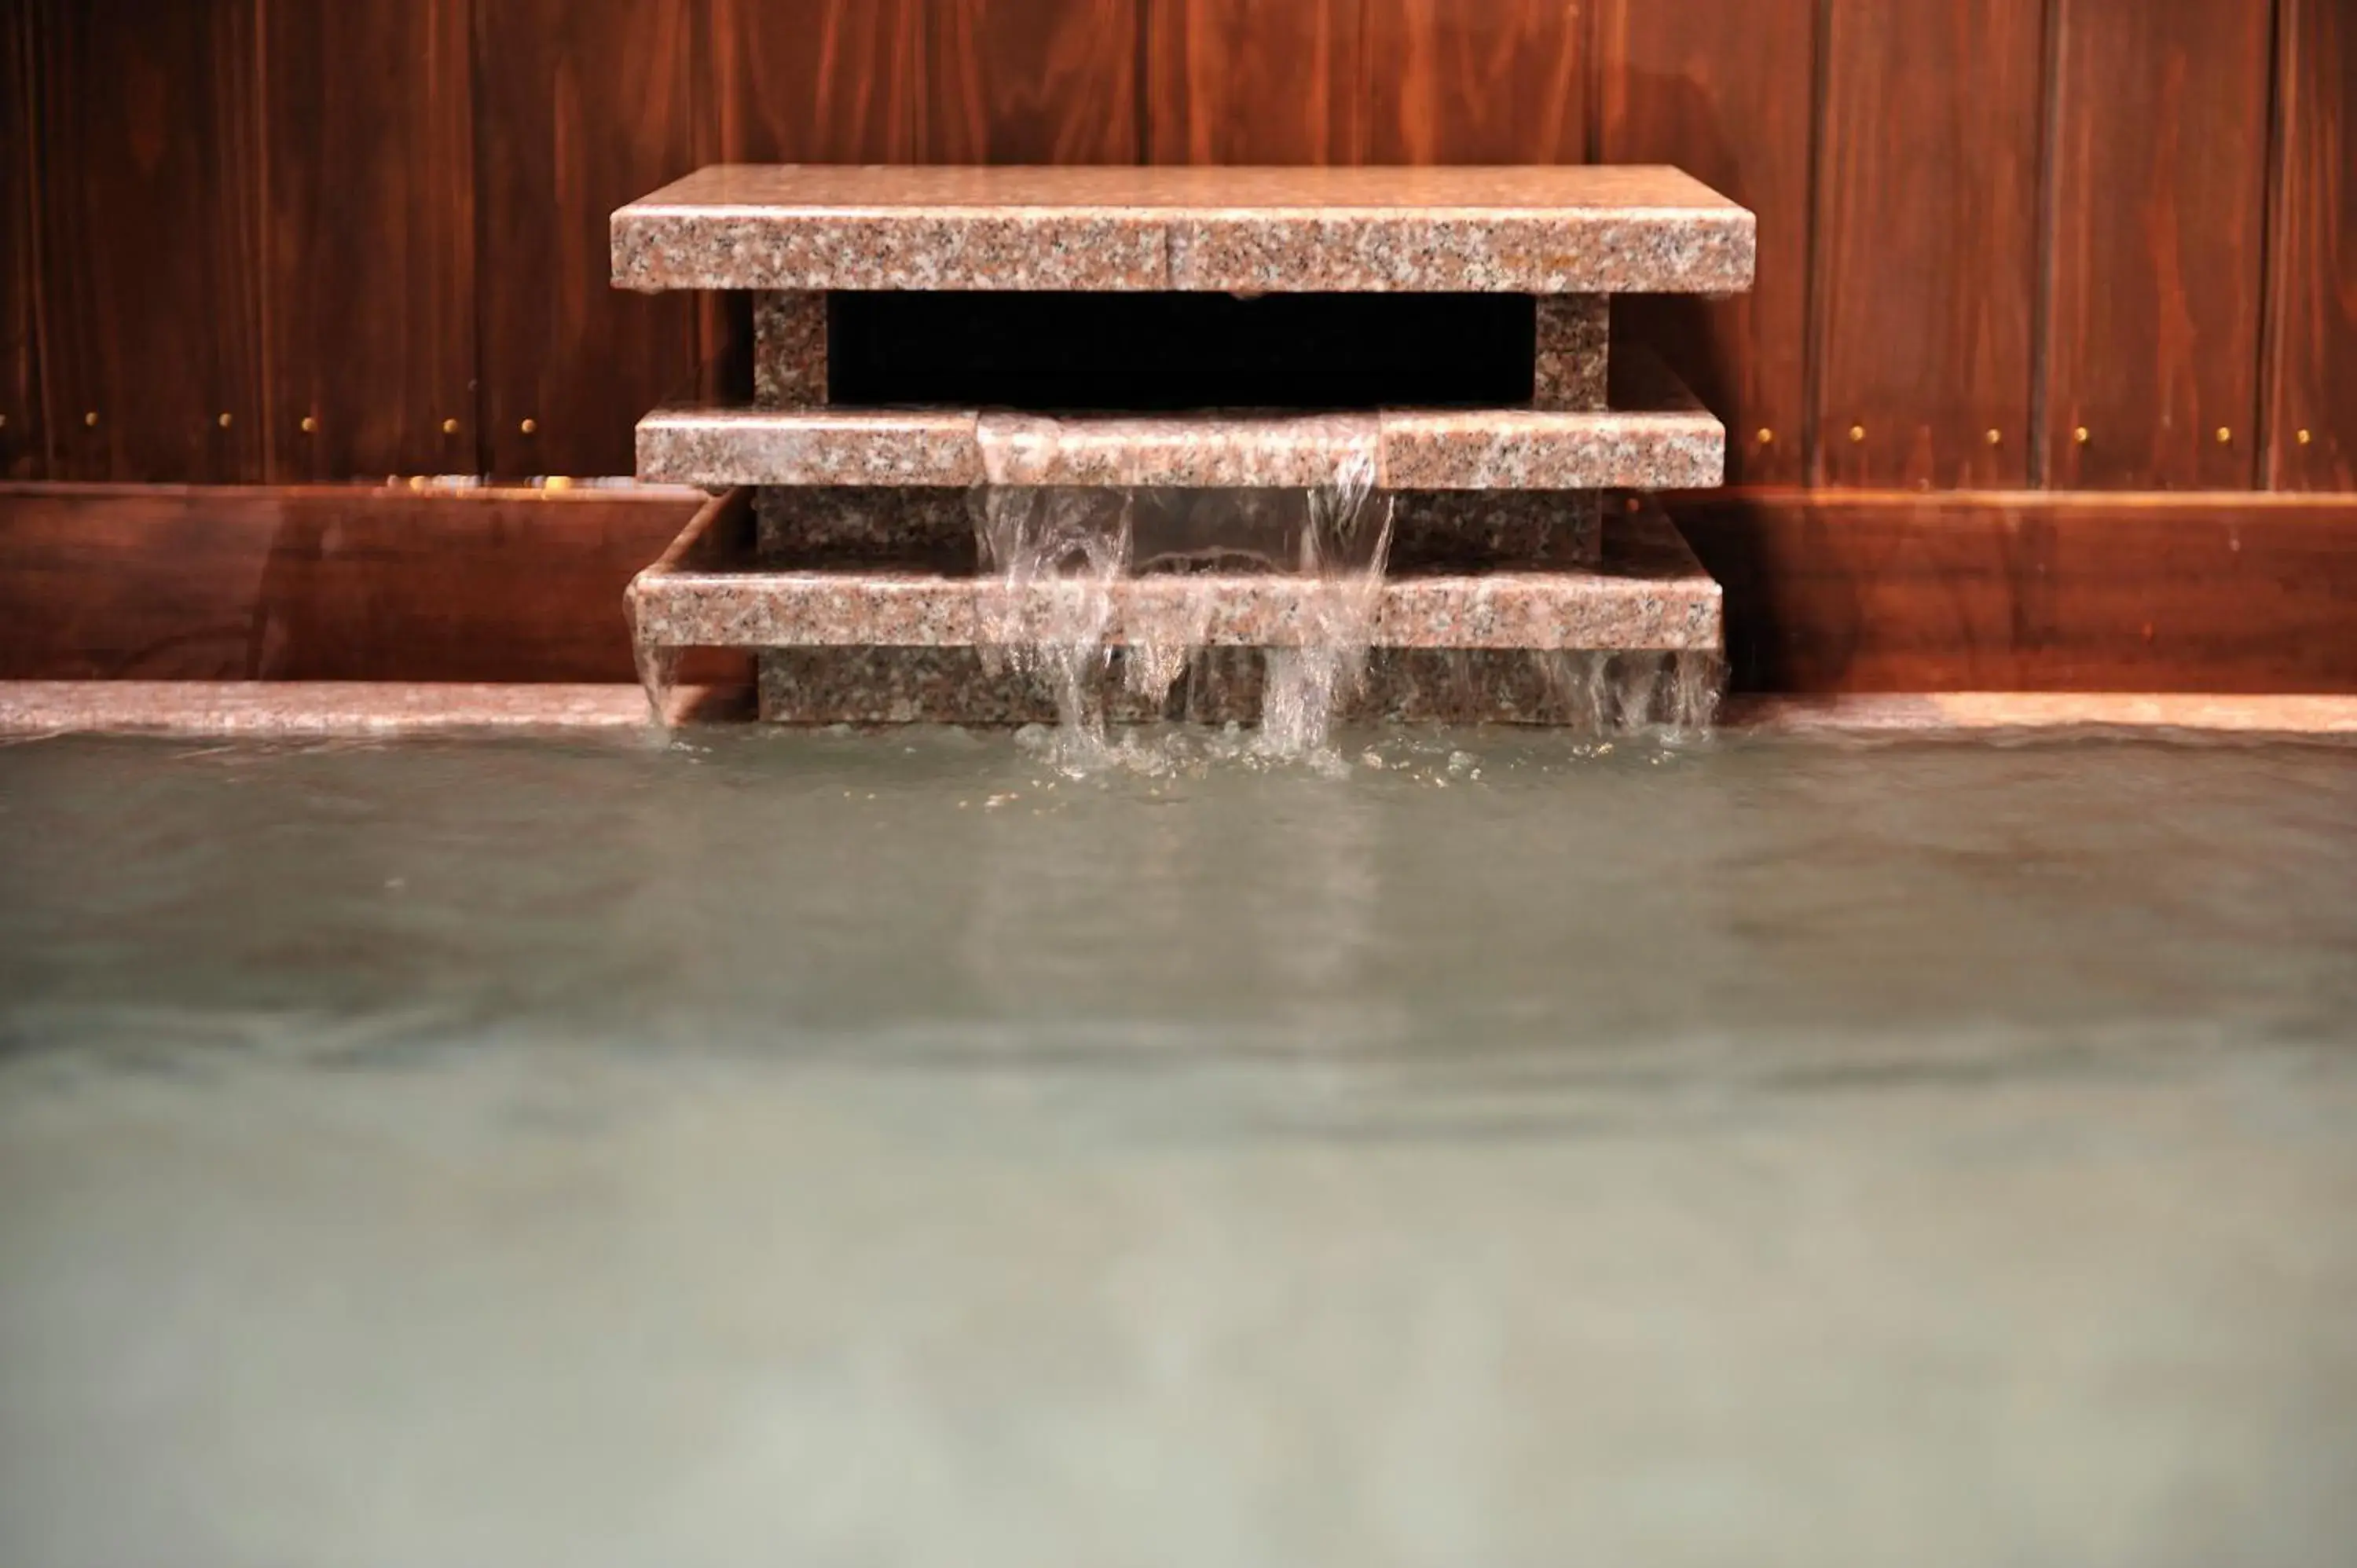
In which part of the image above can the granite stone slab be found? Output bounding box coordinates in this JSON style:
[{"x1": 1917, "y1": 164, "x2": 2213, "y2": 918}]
[
  {"x1": 638, "y1": 371, "x2": 1721, "y2": 492},
  {"x1": 614, "y1": 165, "x2": 1756, "y2": 295},
  {"x1": 642, "y1": 409, "x2": 987, "y2": 487},
  {"x1": 629, "y1": 509, "x2": 1717, "y2": 654}
]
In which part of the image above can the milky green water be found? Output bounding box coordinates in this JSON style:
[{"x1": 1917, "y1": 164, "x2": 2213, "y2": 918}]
[{"x1": 1, "y1": 727, "x2": 2353, "y2": 1567}]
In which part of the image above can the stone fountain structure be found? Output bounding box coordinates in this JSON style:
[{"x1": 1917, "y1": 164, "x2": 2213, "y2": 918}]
[{"x1": 613, "y1": 166, "x2": 1754, "y2": 733}]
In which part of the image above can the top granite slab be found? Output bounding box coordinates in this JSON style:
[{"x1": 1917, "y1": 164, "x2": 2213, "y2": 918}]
[{"x1": 613, "y1": 165, "x2": 1756, "y2": 295}]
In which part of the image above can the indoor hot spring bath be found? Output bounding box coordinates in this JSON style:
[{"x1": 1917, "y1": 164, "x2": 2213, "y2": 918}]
[{"x1": 0, "y1": 725, "x2": 2353, "y2": 1568}]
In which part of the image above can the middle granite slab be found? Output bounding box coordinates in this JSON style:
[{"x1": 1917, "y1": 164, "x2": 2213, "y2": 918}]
[{"x1": 640, "y1": 392, "x2": 1721, "y2": 492}]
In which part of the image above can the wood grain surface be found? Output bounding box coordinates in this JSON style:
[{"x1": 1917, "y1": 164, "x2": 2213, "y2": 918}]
[
  {"x1": 263, "y1": 0, "x2": 475, "y2": 481},
  {"x1": 2044, "y1": 0, "x2": 2273, "y2": 489},
  {"x1": 1596, "y1": 0, "x2": 1815, "y2": 487},
  {"x1": 473, "y1": 0, "x2": 702, "y2": 479},
  {"x1": 2267, "y1": 0, "x2": 2357, "y2": 493},
  {"x1": 1813, "y1": 0, "x2": 2044, "y2": 489},
  {"x1": 32, "y1": 0, "x2": 265, "y2": 483}
]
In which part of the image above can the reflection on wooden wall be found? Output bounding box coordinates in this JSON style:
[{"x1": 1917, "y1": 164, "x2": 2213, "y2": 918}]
[{"x1": 1, "y1": 0, "x2": 2351, "y2": 490}]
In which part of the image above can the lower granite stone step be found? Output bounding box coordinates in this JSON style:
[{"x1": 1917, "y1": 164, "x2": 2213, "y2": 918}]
[{"x1": 628, "y1": 489, "x2": 1719, "y2": 654}]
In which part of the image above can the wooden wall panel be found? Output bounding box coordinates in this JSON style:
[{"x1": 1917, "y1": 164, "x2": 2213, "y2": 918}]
[
  {"x1": 1677, "y1": 492, "x2": 2357, "y2": 694},
  {"x1": 263, "y1": 0, "x2": 474, "y2": 481},
  {"x1": 2, "y1": 0, "x2": 42, "y2": 480},
  {"x1": 1813, "y1": 0, "x2": 2044, "y2": 489},
  {"x1": 2268, "y1": 0, "x2": 2357, "y2": 493},
  {"x1": 2044, "y1": 0, "x2": 2272, "y2": 489},
  {"x1": 1146, "y1": 0, "x2": 1361, "y2": 164},
  {"x1": 31, "y1": 0, "x2": 264, "y2": 484},
  {"x1": 474, "y1": 0, "x2": 700, "y2": 479},
  {"x1": 927, "y1": 0, "x2": 1141, "y2": 163},
  {"x1": 712, "y1": 0, "x2": 920, "y2": 162},
  {"x1": 1596, "y1": 0, "x2": 1815, "y2": 487},
  {"x1": 1358, "y1": 0, "x2": 1586, "y2": 164},
  {"x1": 0, "y1": 484, "x2": 706, "y2": 682}
]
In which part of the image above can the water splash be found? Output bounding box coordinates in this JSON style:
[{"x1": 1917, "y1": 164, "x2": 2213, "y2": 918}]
[
  {"x1": 625, "y1": 592, "x2": 680, "y2": 730},
  {"x1": 971, "y1": 416, "x2": 1395, "y2": 771},
  {"x1": 1259, "y1": 446, "x2": 1392, "y2": 758},
  {"x1": 1528, "y1": 649, "x2": 1724, "y2": 736}
]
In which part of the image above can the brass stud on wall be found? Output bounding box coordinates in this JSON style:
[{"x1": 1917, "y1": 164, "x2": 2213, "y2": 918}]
[
  {"x1": 1847, "y1": 424, "x2": 1865, "y2": 444},
  {"x1": 2297, "y1": 429, "x2": 2314, "y2": 445},
  {"x1": 442, "y1": 418, "x2": 460, "y2": 435},
  {"x1": 2073, "y1": 426, "x2": 2091, "y2": 445},
  {"x1": 1985, "y1": 428, "x2": 2002, "y2": 446},
  {"x1": 1755, "y1": 427, "x2": 1774, "y2": 446},
  {"x1": 2215, "y1": 427, "x2": 2232, "y2": 445},
  {"x1": 300, "y1": 416, "x2": 318, "y2": 434},
  {"x1": 520, "y1": 418, "x2": 537, "y2": 435},
  {"x1": 84, "y1": 411, "x2": 99, "y2": 428},
  {"x1": 217, "y1": 412, "x2": 233, "y2": 429}
]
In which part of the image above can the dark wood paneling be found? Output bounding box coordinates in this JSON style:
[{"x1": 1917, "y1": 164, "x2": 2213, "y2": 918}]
[
  {"x1": 2, "y1": 0, "x2": 42, "y2": 480},
  {"x1": 1146, "y1": 0, "x2": 1361, "y2": 164},
  {"x1": 1814, "y1": 0, "x2": 2043, "y2": 489},
  {"x1": 1596, "y1": 0, "x2": 1814, "y2": 486},
  {"x1": 712, "y1": 0, "x2": 921, "y2": 162},
  {"x1": 32, "y1": 0, "x2": 264, "y2": 483},
  {"x1": 2044, "y1": 0, "x2": 2273, "y2": 489},
  {"x1": 1358, "y1": 0, "x2": 1585, "y2": 164},
  {"x1": 927, "y1": 0, "x2": 1140, "y2": 163},
  {"x1": 264, "y1": 0, "x2": 474, "y2": 480},
  {"x1": 0, "y1": 483, "x2": 707, "y2": 682},
  {"x1": 709, "y1": 0, "x2": 922, "y2": 401},
  {"x1": 475, "y1": 0, "x2": 701, "y2": 478},
  {"x1": 1678, "y1": 491, "x2": 2357, "y2": 694},
  {"x1": 2268, "y1": 0, "x2": 2357, "y2": 493}
]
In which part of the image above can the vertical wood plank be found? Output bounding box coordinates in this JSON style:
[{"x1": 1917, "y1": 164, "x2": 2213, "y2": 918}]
[
  {"x1": 1146, "y1": 0, "x2": 1361, "y2": 164},
  {"x1": 32, "y1": 0, "x2": 266, "y2": 482},
  {"x1": 2267, "y1": 0, "x2": 2357, "y2": 492},
  {"x1": 1813, "y1": 0, "x2": 2044, "y2": 489},
  {"x1": 1358, "y1": 0, "x2": 1585, "y2": 165},
  {"x1": 709, "y1": 0, "x2": 921, "y2": 406},
  {"x1": 712, "y1": 0, "x2": 921, "y2": 163},
  {"x1": 2, "y1": 0, "x2": 43, "y2": 478},
  {"x1": 1596, "y1": 0, "x2": 1814, "y2": 485},
  {"x1": 264, "y1": 0, "x2": 475, "y2": 479},
  {"x1": 927, "y1": 0, "x2": 1141, "y2": 163},
  {"x1": 2044, "y1": 0, "x2": 2272, "y2": 489},
  {"x1": 475, "y1": 0, "x2": 699, "y2": 478}
]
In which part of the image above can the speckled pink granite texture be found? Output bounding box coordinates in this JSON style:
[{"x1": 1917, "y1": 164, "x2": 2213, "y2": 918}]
[
  {"x1": 1533, "y1": 295, "x2": 1608, "y2": 410},
  {"x1": 637, "y1": 385, "x2": 1721, "y2": 492},
  {"x1": 753, "y1": 292, "x2": 827, "y2": 408},
  {"x1": 613, "y1": 166, "x2": 1756, "y2": 295},
  {"x1": 754, "y1": 647, "x2": 1723, "y2": 726},
  {"x1": 0, "y1": 683, "x2": 747, "y2": 736},
  {"x1": 629, "y1": 509, "x2": 1715, "y2": 654},
  {"x1": 642, "y1": 409, "x2": 987, "y2": 487}
]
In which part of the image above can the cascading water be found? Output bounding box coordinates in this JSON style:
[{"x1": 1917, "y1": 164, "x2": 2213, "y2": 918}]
[{"x1": 971, "y1": 415, "x2": 1396, "y2": 771}]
